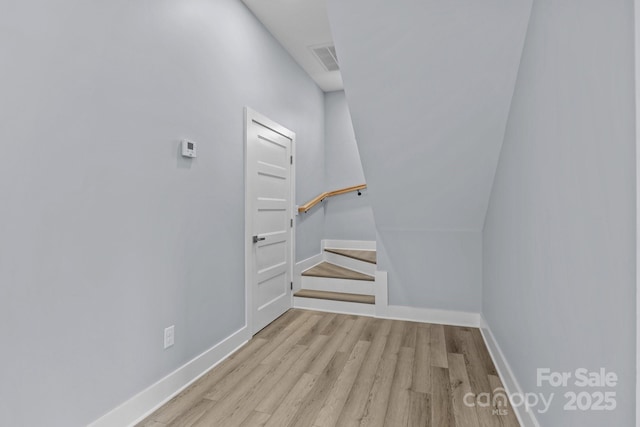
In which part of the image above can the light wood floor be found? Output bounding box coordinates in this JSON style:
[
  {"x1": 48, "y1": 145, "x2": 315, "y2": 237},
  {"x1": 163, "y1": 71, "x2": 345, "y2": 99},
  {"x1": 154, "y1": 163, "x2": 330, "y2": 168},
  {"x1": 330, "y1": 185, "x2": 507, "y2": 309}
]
[
  {"x1": 302, "y1": 262, "x2": 374, "y2": 281},
  {"x1": 138, "y1": 310, "x2": 519, "y2": 427},
  {"x1": 293, "y1": 289, "x2": 375, "y2": 305}
]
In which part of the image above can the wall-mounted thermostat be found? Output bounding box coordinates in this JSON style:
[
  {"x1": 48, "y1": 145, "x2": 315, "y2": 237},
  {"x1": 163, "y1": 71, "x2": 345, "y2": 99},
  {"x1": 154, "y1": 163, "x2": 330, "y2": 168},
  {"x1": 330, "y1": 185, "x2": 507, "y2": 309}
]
[{"x1": 181, "y1": 139, "x2": 197, "y2": 158}]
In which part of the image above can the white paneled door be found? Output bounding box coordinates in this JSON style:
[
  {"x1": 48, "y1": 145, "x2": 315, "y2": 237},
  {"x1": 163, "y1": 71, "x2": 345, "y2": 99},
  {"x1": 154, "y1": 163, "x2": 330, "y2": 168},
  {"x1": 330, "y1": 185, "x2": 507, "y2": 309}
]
[{"x1": 245, "y1": 108, "x2": 295, "y2": 335}]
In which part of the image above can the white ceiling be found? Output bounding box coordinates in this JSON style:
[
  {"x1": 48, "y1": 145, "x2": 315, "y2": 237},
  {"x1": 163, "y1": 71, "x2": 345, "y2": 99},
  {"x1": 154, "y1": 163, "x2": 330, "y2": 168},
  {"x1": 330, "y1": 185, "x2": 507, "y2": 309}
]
[
  {"x1": 242, "y1": 0, "x2": 533, "y2": 232},
  {"x1": 241, "y1": 0, "x2": 343, "y2": 92}
]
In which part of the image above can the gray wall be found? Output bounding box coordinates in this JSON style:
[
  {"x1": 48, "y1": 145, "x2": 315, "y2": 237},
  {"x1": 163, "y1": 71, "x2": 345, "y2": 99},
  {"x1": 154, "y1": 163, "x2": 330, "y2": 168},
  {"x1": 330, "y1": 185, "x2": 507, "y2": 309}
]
[
  {"x1": 483, "y1": 0, "x2": 636, "y2": 425},
  {"x1": 0, "y1": 1, "x2": 324, "y2": 425},
  {"x1": 327, "y1": 0, "x2": 531, "y2": 312},
  {"x1": 327, "y1": 0, "x2": 532, "y2": 230},
  {"x1": 378, "y1": 230, "x2": 482, "y2": 312},
  {"x1": 323, "y1": 91, "x2": 376, "y2": 242}
]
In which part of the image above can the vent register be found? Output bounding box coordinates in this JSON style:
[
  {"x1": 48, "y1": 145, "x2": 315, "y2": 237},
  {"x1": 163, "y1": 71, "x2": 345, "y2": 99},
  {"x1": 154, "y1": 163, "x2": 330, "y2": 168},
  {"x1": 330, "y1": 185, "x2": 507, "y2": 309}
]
[{"x1": 311, "y1": 45, "x2": 339, "y2": 72}]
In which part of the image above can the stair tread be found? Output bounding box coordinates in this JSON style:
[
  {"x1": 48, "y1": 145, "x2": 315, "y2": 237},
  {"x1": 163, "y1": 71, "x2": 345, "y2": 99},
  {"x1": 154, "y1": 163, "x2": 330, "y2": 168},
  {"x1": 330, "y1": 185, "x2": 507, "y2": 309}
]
[
  {"x1": 294, "y1": 289, "x2": 375, "y2": 305},
  {"x1": 324, "y1": 248, "x2": 377, "y2": 264},
  {"x1": 302, "y1": 262, "x2": 374, "y2": 281}
]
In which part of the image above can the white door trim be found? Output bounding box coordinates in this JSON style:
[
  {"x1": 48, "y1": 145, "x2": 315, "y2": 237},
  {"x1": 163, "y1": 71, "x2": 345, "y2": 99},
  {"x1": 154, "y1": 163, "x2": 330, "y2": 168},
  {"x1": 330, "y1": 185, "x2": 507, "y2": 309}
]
[
  {"x1": 244, "y1": 107, "x2": 296, "y2": 335},
  {"x1": 635, "y1": 1, "x2": 640, "y2": 423}
]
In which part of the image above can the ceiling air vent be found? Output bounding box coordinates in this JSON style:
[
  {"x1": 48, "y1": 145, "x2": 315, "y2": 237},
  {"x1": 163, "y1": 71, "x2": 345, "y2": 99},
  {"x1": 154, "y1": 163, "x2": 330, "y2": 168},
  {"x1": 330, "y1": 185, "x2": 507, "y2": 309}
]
[{"x1": 311, "y1": 45, "x2": 339, "y2": 72}]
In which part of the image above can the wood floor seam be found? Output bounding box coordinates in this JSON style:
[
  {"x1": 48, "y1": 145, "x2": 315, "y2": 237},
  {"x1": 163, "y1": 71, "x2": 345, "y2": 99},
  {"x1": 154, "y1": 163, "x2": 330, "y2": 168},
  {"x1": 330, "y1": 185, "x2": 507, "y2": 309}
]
[{"x1": 137, "y1": 309, "x2": 520, "y2": 427}]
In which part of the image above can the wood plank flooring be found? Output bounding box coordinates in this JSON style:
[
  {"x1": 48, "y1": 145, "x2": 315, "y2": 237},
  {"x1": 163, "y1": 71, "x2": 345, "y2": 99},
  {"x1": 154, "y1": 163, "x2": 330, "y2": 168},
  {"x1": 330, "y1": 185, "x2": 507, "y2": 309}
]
[
  {"x1": 137, "y1": 310, "x2": 519, "y2": 427},
  {"x1": 294, "y1": 289, "x2": 375, "y2": 305}
]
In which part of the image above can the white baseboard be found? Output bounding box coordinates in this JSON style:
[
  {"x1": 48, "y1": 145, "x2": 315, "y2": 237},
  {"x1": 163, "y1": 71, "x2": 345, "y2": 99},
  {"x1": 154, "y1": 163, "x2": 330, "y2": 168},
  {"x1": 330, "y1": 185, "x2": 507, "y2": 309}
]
[
  {"x1": 321, "y1": 239, "x2": 376, "y2": 251},
  {"x1": 295, "y1": 253, "x2": 324, "y2": 272},
  {"x1": 380, "y1": 305, "x2": 481, "y2": 327},
  {"x1": 293, "y1": 296, "x2": 376, "y2": 316},
  {"x1": 88, "y1": 327, "x2": 249, "y2": 427},
  {"x1": 294, "y1": 297, "x2": 480, "y2": 328},
  {"x1": 372, "y1": 270, "x2": 479, "y2": 327},
  {"x1": 294, "y1": 253, "x2": 323, "y2": 291},
  {"x1": 295, "y1": 266, "x2": 480, "y2": 328},
  {"x1": 480, "y1": 316, "x2": 540, "y2": 427}
]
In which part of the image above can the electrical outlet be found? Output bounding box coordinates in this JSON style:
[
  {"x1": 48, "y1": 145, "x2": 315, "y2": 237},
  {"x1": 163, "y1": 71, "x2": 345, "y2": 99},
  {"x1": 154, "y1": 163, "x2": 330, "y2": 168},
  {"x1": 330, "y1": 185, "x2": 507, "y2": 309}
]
[{"x1": 164, "y1": 325, "x2": 175, "y2": 349}]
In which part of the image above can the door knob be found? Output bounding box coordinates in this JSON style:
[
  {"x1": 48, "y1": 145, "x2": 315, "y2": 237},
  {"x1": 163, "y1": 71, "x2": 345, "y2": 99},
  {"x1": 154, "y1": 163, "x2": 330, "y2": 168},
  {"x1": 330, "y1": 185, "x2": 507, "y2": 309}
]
[{"x1": 253, "y1": 235, "x2": 266, "y2": 243}]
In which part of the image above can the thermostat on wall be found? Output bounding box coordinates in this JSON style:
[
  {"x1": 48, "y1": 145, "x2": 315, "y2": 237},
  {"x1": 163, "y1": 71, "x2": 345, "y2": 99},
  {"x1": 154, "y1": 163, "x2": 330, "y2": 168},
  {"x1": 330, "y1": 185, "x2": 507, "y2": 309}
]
[{"x1": 181, "y1": 139, "x2": 197, "y2": 158}]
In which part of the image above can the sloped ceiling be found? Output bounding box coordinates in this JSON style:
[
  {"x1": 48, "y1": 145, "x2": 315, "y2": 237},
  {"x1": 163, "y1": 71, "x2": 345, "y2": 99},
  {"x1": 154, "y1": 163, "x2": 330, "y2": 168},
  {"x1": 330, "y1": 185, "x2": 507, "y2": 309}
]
[
  {"x1": 242, "y1": 0, "x2": 343, "y2": 92},
  {"x1": 327, "y1": 0, "x2": 533, "y2": 231}
]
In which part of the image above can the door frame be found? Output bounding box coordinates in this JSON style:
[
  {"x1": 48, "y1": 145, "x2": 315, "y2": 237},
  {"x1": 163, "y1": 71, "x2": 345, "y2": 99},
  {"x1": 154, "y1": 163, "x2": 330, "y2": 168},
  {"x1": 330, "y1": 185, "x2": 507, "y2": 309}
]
[
  {"x1": 636, "y1": 1, "x2": 640, "y2": 422},
  {"x1": 244, "y1": 107, "x2": 296, "y2": 336}
]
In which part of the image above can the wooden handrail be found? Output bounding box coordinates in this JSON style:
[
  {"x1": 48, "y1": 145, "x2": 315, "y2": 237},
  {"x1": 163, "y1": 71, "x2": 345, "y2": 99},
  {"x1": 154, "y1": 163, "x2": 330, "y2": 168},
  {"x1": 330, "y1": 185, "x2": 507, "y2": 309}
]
[{"x1": 298, "y1": 184, "x2": 367, "y2": 213}]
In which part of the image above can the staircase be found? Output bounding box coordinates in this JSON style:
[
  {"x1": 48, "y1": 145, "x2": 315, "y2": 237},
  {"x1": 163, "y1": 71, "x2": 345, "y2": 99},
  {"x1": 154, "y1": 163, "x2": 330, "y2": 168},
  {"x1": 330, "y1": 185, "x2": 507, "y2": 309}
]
[{"x1": 294, "y1": 241, "x2": 378, "y2": 316}]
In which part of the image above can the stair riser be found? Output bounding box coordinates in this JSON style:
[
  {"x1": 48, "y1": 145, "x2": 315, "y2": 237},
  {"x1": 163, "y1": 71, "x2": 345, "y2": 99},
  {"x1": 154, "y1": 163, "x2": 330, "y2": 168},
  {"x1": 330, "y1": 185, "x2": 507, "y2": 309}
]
[
  {"x1": 294, "y1": 254, "x2": 324, "y2": 292},
  {"x1": 301, "y1": 276, "x2": 375, "y2": 296},
  {"x1": 323, "y1": 251, "x2": 376, "y2": 276},
  {"x1": 293, "y1": 297, "x2": 376, "y2": 316},
  {"x1": 322, "y1": 239, "x2": 376, "y2": 251}
]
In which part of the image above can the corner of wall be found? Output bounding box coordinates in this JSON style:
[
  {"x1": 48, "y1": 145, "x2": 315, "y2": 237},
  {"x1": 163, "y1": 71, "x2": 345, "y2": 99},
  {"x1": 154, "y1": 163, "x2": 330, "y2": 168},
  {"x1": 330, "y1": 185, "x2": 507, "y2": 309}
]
[{"x1": 480, "y1": 316, "x2": 540, "y2": 427}]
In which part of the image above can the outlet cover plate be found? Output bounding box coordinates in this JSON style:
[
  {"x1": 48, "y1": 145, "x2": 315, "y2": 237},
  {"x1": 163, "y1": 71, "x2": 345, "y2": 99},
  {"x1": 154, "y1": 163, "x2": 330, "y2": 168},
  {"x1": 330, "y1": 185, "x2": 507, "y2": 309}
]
[{"x1": 164, "y1": 325, "x2": 175, "y2": 349}]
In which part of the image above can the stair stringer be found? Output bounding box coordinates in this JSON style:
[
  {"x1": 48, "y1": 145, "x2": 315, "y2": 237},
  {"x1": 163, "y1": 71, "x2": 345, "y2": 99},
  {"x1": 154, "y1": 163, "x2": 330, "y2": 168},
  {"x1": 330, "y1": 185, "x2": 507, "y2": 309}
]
[{"x1": 294, "y1": 239, "x2": 387, "y2": 314}]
